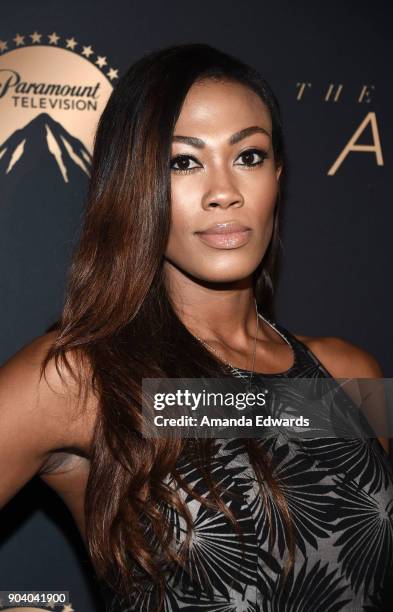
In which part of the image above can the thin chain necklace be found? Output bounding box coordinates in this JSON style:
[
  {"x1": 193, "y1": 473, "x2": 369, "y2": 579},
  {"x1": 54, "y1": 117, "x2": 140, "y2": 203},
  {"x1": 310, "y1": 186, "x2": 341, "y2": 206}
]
[{"x1": 192, "y1": 298, "x2": 260, "y2": 389}]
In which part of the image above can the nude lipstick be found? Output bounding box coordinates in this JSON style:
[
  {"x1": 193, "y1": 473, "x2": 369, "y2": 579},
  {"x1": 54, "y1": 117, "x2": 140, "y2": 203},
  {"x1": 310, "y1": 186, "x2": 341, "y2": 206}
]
[{"x1": 195, "y1": 221, "x2": 252, "y2": 249}]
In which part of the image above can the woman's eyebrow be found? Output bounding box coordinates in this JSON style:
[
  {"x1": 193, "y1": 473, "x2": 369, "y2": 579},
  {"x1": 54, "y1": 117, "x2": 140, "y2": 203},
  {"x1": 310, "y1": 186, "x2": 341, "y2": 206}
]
[{"x1": 172, "y1": 126, "x2": 271, "y2": 148}]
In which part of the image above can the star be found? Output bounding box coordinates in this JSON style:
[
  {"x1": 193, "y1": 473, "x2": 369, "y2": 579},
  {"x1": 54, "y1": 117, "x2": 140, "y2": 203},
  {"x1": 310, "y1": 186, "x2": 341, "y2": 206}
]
[
  {"x1": 0, "y1": 40, "x2": 8, "y2": 52},
  {"x1": 30, "y1": 31, "x2": 42, "y2": 43},
  {"x1": 13, "y1": 33, "x2": 25, "y2": 46},
  {"x1": 95, "y1": 55, "x2": 107, "y2": 68},
  {"x1": 66, "y1": 37, "x2": 77, "y2": 50},
  {"x1": 107, "y1": 67, "x2": 119, "y2": 81},
  {"x1": 62, "y1": 604, "x2": 75, "y2": 612},
  {"x1": 82, "y1": 45, "x2": 94, "y2": 58},
  {"x1": 48, "y1": 31, "x2": 60, "y2": 45}
]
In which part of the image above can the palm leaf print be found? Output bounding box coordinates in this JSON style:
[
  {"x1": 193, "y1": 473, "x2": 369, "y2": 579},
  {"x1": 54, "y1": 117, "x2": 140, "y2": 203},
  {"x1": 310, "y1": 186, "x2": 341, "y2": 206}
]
[
  {"x1": 333, "y1": 478, "x2": 393, "y2": 593},
  {"x1": 258, "y1": 559, "x2": 351, "y2": 611},
  {"x1": 247, "y1": 437, "x2": 337, "y2": 555},
  {"x1": 297, "y1": 436, "x2": 393, "y2": 494},
  {"x1": 168, "y1": 466, "x2": 258, "y2": 597}
]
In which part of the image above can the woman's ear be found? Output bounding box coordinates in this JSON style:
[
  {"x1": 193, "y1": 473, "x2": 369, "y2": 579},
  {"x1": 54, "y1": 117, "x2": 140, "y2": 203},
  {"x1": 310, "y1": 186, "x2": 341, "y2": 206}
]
[{"x1": 276, "y1": 163, "x2": 283, "y2": 182}]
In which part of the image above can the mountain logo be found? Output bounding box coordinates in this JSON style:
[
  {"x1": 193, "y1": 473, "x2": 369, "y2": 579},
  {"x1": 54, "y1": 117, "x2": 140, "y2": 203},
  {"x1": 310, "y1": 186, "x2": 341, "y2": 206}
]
[
  {"x1": 0, "y1": 112, "x2": 92, "y2": 182},
  {"x1": 0, "y1": 30, "x2": 117, "y2": 182}
]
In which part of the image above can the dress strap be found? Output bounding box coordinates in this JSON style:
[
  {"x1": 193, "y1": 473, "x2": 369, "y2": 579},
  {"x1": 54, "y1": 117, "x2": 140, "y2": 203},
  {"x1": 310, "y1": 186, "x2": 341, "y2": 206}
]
[{"x1": 263, "y1": 316, "x2": 334, "y2": 379}]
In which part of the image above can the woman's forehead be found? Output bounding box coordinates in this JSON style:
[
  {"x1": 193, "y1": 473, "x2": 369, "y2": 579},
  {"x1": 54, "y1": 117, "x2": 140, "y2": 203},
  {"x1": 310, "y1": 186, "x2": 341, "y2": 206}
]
[{"x1": 175, "y1": 79, "x2": 271, "y2": 134}]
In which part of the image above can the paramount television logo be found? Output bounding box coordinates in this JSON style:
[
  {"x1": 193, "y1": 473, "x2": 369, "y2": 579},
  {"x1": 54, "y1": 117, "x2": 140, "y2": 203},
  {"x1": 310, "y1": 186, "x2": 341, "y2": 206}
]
[
  {"x1": 0, "y1": 68, "x2": 101, "y2": 111},
  {"x1": 0, "y1": 30, "x2": 116, "y2": 182}
]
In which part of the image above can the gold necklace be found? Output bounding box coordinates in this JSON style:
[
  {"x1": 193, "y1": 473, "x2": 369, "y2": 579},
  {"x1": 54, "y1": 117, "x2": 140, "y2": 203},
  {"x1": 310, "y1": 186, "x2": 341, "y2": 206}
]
[{"x1": 192, "y1": 298, "x2": 260, "y2": 388}]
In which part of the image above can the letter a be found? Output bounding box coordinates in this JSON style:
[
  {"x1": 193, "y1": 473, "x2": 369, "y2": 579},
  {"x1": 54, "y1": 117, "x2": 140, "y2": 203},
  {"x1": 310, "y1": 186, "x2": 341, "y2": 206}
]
[{"x1": 327, "y1": 112, "x2": 383, "y2": 176}]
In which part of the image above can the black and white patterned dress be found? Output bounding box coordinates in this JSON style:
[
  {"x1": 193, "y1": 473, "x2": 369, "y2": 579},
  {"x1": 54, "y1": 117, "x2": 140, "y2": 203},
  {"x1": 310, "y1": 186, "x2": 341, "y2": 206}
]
[{"x1": 103, "y1": 315, "x2": 393, "y2": 611}]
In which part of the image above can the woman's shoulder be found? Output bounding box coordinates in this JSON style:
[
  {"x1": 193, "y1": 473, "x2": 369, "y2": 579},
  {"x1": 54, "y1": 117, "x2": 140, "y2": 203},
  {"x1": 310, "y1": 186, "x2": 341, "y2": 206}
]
[
  {"x1": 0, "y1": 330, "x2": 97, "y2": 513},
  {"x1": 0, "y1": 330, "x2": 98, "y2": 454},
  {"x1": 292, "y1": 332, "x2": 389, "y2": 454},
  {"x1": 292, "y1": 332, "x2": 383, "y2": 379}
]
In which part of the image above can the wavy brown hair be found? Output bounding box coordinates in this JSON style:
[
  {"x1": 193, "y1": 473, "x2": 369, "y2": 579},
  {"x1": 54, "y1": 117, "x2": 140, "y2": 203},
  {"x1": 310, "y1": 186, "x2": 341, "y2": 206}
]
[{"x1": 41, "y1": 43, "x2": 293, "y2": 609}]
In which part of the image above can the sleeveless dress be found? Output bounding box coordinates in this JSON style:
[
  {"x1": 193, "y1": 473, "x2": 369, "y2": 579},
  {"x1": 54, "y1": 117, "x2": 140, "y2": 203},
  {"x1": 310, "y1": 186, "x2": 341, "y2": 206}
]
[{"x1": 101, "y1": 315, "x2": 393, "y2": 611}]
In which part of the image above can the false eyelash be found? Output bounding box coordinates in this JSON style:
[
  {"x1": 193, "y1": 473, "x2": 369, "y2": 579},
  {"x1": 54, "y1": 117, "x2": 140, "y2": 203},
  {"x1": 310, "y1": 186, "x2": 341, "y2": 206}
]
[
  {"x1": 238, "y1": 148, "x2": 269, "y2": 167},
  {"x1": 170, "y1": 155, "x2": 200, "y2": 174}
]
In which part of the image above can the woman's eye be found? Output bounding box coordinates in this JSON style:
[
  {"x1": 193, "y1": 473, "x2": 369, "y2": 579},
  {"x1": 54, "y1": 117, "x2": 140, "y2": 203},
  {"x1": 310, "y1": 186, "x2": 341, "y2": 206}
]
[
  {"x1": 170, "y1": 155, "x2": 201, "y2": 174},
  {"x1": 235, "y1": 148, "x2": 268, "y2": 168},
  {"x1": 170, "y1": 149, "x2": 268, "y2": 174}
]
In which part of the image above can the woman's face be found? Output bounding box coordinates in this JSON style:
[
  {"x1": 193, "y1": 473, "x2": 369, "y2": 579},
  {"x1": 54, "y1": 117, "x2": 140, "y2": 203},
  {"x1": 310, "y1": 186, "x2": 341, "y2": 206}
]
[{"x1": 165, "y1": 78, "x2": 282, "y2": 284}]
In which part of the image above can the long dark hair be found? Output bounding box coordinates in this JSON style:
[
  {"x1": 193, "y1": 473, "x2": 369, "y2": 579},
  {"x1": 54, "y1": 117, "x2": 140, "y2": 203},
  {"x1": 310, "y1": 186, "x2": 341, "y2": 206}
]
[{"x1": 41, "y1": 43, "x2": 292, "y2": 609}]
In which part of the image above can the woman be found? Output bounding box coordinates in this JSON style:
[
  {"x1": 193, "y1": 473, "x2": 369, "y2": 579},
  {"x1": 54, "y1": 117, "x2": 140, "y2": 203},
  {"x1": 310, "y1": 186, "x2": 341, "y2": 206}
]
[{"x1": 0, "y1": 43, "x2": 392, "y2": 611}]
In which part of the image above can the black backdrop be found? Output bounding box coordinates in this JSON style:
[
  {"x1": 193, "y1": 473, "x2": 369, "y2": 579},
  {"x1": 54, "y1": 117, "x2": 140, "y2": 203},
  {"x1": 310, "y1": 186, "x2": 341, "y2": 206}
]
[{"x1": 0, "y1": 1, "x2": 392, "y2": 610}]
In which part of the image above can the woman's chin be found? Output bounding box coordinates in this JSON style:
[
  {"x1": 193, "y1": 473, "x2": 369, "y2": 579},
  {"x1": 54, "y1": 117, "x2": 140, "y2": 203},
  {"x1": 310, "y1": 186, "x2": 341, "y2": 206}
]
[{"x1": 191, "y1": 267, "x2": 258, "y2": 285}]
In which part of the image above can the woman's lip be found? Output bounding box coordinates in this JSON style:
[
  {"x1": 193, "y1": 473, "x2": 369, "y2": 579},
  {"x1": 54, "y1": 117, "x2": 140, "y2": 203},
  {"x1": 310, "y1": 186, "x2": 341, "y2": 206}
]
[
  {"x1": 197, "y1": 223, "x2": 251, "y2": 234},
  {"x1": 195, "y1": 229, "x2": 252, "y2": 249}
]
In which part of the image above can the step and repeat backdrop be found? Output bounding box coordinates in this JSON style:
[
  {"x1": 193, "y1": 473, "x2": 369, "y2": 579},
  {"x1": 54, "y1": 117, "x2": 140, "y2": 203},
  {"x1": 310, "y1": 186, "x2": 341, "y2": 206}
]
[{"x1": 0, "y1": 1, "x2": 391, "y2": 610}]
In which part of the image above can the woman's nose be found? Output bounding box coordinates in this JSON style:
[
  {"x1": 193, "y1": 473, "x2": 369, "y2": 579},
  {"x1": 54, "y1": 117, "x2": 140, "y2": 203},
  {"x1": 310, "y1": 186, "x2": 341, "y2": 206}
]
[{"x1": 202, "y1": 168, "x2": 244, "y2": 210}]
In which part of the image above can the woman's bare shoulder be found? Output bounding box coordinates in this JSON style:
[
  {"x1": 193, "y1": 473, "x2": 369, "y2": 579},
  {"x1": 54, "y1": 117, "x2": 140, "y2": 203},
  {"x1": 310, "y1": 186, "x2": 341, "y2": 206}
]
[
  {"x1": 293, "y1": 332, "x2": 383, "y2": 379},
  {"x1": 0, "y1": 330, "x2": 98, "y2": 452},
  {"x1": 293, "y1": 332, "x2": 389, "y2": 453},
  {"x1": 0, "y1": 331, "x2": 98, "y2": 509}
]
